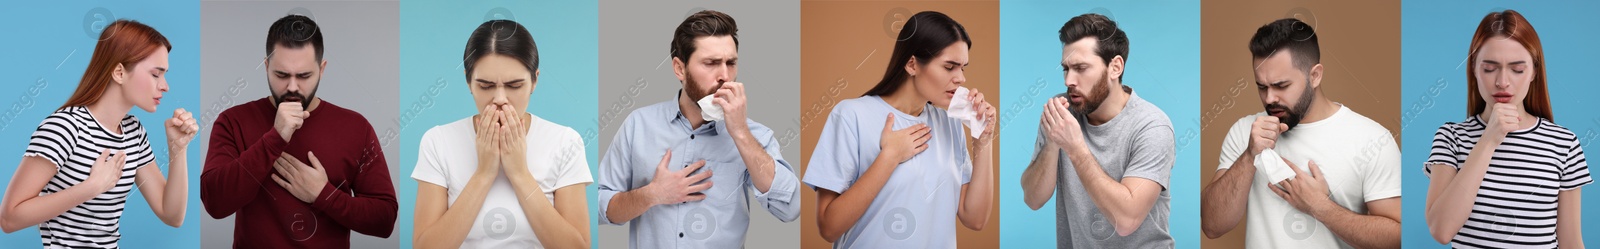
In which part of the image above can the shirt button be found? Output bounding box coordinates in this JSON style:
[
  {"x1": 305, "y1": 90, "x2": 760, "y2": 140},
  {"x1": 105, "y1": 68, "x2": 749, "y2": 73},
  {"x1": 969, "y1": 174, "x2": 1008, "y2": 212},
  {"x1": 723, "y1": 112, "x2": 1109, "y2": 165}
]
[
  {"x1": 679, "y1": 232, "x2": 685, "y2": 238},
  {"x1": 690, "y1": 134, "x2": 695, "y2": 139}
]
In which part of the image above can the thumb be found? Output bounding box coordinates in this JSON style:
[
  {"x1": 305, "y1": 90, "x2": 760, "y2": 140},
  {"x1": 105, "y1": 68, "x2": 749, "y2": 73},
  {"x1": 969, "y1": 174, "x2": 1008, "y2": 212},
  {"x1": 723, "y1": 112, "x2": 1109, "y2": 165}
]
[
  {"x1": 1278, "y1": 123, "x2": 1289, "y2": 133},
  {"x1": 1309, "y1": 160, "x2": 1324, "y2": 178},
  {"x1": 657, "y1": 150, "x2": 673, "y2": 170},
  {"x1": 884, "y1": 113, "x2": 896, "y2": 132},
  {"x1": 307, "y1": 151, "x2": 322, "y2": 169}
]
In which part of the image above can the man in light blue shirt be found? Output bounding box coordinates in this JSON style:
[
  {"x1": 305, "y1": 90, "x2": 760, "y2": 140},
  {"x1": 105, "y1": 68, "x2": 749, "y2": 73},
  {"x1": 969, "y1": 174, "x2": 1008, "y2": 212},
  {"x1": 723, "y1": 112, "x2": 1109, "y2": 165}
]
[{"x1": 597, "y1": 10, "x2": 800, "y2": 249}]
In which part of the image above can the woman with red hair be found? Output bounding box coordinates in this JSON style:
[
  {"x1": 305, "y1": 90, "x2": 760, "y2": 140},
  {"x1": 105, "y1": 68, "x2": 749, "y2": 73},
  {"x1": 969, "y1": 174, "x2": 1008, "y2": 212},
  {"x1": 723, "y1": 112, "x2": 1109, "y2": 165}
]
[
  {"x1": 0, "y1": 19, "x2": 199, "y2": 248},
  {"x1": 1424, "y1": 9, "x2": 1587, "y2": 248}
]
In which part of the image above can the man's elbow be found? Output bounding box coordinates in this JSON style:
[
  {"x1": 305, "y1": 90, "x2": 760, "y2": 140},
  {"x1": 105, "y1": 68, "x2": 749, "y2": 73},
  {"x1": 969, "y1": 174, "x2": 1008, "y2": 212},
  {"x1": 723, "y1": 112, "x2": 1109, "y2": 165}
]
[
  {"x1": 1202, "y1": 229, "x2": 1223, "y2": 239},
  {"x1": 1112, "y1": 214, "x2": 1146, "y2": 237},
  {"x1": 1024, "y1": 197, "x2": 1045, "y2": 211},
  {"x1": 1021, "y1": 189, "x2": 1049, "y2": 210}
]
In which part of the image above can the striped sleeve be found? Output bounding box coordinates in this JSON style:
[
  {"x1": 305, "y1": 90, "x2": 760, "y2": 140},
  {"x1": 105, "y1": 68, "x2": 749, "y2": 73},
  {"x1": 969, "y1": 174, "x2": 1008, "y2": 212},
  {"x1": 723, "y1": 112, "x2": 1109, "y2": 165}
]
[
  {"x1": 1560, "y1": 139, "x2": 1591, "y2": 190},
  {"x1": 1425, "y1": 124, "x2": 1460, "y2": 175},
  {"x1": 24, "y1": 114, "x2": 75, "y2": 167}
]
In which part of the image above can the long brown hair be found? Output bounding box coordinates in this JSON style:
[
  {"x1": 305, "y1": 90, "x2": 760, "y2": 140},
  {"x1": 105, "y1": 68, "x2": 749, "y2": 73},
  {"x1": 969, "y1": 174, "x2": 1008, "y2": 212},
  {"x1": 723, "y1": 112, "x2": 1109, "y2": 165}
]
[
  {"x1": 862, "y1": 11, "x2": 970, "y2": 97},
  {"x1": 1465, "y1": 10, "x2": 1551, "y2": 121},
  {"x1": 60, "y1": 20, "x2": 171, "y2": 110}
]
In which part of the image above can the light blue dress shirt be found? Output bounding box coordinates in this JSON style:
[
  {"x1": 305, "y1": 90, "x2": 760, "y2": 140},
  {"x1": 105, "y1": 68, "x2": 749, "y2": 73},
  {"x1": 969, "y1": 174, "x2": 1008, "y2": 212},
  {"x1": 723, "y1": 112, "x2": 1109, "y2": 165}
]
[
  {"x1": 598, "y1": 95, "x2": 800, "y2": 249},
  {"x1": 803, "y1": 96, "x2": 972, "y2": 249}
]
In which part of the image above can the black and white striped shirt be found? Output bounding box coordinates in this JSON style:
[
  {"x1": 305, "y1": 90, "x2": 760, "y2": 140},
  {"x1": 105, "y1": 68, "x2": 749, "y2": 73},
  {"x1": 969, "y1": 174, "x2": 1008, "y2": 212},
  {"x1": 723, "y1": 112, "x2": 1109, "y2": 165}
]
[
  {"x1": 24, "y1": 106, "x2": 154, "y2": 249},
  {"x1": 1427, "y1": 116, "x2": 1591, "y2": 248}
]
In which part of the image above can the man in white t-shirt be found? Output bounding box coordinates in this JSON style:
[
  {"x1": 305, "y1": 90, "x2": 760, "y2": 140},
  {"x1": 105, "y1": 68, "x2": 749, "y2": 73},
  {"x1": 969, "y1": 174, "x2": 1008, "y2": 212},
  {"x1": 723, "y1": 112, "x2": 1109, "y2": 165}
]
[{"x1": 1199, "y1": 18, "x2": 1401, "y2": 249}]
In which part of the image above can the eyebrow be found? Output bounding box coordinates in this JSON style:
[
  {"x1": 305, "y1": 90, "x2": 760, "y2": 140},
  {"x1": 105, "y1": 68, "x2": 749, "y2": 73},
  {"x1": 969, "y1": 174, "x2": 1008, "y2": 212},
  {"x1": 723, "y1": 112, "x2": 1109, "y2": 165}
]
[
  {"x1": 474, "y1": 78, "x2": 526, "y2": 85},
  {"x1": 153, "y1": 67, "x2": 167, "y2": 73},
  {"x1": 702, "y1": 56, "x2": 738, "y2": 62},
  {"x1": 944, "y1": 60, "x2": 968, "y2": 67},
  {"x1": 1256, "y1": 80, "x2": 1288, "y2": 87},
  {"x1": 1481, "y1": 59, "x2": 1528, "y2": 65}
]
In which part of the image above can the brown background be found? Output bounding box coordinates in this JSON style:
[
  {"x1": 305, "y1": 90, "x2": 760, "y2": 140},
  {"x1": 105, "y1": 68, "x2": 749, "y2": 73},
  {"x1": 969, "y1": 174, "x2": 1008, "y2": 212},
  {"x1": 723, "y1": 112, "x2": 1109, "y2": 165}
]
[
  {"x1": 1198, "y1": 0, "x2": 1401, "y2": 248},
  {"x1": 798, "y1": 0, "x2": 1000, "y2": 248}
]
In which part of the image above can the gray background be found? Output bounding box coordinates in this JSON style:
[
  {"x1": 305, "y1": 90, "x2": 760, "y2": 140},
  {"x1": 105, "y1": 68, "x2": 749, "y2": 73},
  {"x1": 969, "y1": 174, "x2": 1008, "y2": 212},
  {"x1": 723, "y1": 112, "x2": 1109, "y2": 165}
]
[
  {"x1": 198, "y1": 1, "x2": 399, "y2": 248},
  {"x1": 597, "y1": 1, "x2": 801, "y2": 248}
]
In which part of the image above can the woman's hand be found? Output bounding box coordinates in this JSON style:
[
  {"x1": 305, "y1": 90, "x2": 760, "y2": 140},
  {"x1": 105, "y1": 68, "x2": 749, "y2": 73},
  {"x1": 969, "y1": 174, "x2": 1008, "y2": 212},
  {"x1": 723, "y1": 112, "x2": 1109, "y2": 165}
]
[
  {"x1": 475, "y1": 104, "x2": 503, "y2": 174},
  {"x1": 966, "y1": 88, "x2": 996, "y2": 146},
  {"x1": 86, "y1": 150, "x2": 127, "y2": 193},
  {"x1": 1483, "y1": 103, "x2": 1520, "y2": 142},
  {"x1": 499, "y1": 108, "x2": 530, "y2": 175},
  {"x1": 165, "y1": 108, "x2": 199, "y2": 150},
  {"x1": 879, "y1": 114, "x2": 930, "y2": 165}
]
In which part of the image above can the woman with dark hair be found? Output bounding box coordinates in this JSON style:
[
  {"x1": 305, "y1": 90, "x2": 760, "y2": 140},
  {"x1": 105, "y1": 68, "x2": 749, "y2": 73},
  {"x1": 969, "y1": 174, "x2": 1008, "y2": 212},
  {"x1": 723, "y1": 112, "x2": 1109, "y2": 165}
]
[
  {"x1": 411, "y1": 20, "x2": 592, "y2": 248},
  {"x1": 1424, "y1": 9, "x2": 1587, "y2": 248},
  {"x1": 0, "y1": 19, "x2": 198, "y2": 248},
  {"x1": 804, "y1": 11, "x2": 996, "y2": 248}
]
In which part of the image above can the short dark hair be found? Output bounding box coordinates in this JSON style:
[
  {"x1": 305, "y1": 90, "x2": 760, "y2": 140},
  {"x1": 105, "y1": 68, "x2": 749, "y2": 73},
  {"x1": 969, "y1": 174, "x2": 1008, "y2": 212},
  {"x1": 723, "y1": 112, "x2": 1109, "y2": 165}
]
[
  {"x1": 463, "y1": 20, "x2": 539, "y2": 82},
  {"x1": 266, "y1": 14, "x2": 324, "y2": 61},
  {"x1": 862, "y1": 11, "x2": 971, "y2": 97},
  {"x1": 1058, "y1": 13, "x2": 1128, "y2": 66},
  {"x1": 670, "y1": 10, "x2": 739, "y2": 63},
  {"x1": 1249, "y1": 18, "x2": 1319, "y2": 72}
]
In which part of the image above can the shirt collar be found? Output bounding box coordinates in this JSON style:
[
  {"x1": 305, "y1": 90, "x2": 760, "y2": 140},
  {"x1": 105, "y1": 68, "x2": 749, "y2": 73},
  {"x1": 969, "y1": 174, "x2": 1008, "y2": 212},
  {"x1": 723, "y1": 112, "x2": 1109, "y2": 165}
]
[{"x1": 666, "y1": 90, "x2": 719, "y2": 135}]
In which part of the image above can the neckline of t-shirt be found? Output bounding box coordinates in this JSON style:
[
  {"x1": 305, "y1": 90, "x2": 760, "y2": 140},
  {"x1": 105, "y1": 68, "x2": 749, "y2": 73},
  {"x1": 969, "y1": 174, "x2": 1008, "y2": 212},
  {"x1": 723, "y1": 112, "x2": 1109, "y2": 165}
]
[
  {"x1": 1084, "y1": 93, "x2": 1141, "y2": 130},
  {"x1": 1282, "y1": 103, "x2": 1349, "y2": 130},
  {"x1": 870, "y1": 95, "x2": 932, "y2": 121},
  {"x1": 1467, "y1": 115, "x2": 1544, "y2": 135},
  {"x1": 77, "y1": 106, "x2": 129, "y2": 138}
]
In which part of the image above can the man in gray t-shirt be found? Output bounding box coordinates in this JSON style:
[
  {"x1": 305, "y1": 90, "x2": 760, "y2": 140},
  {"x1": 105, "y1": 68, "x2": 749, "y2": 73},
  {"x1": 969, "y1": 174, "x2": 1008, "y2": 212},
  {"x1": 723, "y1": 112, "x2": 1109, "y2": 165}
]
[{"x1": 1020, "y1": 13, "x2": 1176, "y2": 249}]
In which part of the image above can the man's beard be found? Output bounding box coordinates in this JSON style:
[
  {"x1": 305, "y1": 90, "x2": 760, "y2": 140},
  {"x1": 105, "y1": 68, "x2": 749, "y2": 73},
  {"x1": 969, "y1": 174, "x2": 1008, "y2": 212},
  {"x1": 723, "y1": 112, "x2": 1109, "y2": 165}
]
[
  {"x1": 272, "y1": 85, "x2": 318, "y2": 109},
  {"x1": 1067, "y1": 71, "x2": 1113, "y2": 114},
  {"x1": 683, "y1": 71, "x2": 723, "y2": 110},
  {"x1": 1265, "y1": 83, "x2": 1316, "y2": 135}
]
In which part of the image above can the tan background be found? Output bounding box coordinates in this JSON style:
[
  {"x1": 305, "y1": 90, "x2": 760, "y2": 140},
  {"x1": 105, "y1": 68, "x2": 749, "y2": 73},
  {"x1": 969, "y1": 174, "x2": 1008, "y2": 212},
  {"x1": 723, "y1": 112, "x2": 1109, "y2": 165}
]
[
  {"x1": 1198, "y1": 0, "x2": 1401, "y2": 248},
  {"x1": 798, "y1": 0, "x2": 999, "y2": 248}
]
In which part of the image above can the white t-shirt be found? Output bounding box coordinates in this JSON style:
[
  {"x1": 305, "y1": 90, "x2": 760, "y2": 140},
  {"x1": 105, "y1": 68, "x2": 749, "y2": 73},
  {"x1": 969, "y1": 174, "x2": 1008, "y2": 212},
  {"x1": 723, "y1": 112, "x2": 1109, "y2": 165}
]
[
  {"x1": 412, "y1": 114, "x2": 593, "y2": 249},
  {"x1": 1216, "y1": 105, "x2": 1402, "y2": 249}
]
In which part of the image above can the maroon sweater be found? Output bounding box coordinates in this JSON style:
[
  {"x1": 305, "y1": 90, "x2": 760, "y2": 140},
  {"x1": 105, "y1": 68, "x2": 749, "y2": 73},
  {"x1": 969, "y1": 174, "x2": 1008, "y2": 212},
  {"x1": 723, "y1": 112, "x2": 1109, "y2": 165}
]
[{"x1": 201, "y1": 98, "x2": 396, "y2": 248}]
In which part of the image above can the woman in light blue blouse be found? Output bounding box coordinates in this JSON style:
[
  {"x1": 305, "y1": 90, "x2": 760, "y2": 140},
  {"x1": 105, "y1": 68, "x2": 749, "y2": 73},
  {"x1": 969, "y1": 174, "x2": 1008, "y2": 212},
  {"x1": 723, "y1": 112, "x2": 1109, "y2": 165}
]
[{"x1": 804, "y1": 10, "x2": 996, "y2": 249}]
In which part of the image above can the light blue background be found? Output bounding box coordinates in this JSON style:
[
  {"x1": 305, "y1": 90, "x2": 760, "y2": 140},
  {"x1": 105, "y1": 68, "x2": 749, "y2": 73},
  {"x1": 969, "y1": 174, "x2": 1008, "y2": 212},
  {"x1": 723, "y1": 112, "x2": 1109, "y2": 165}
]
[
  {"x1": 1400, "y1": 1, "x2": 1600, "y2": 247},
  {"x1": 0, "y1": 2, "x2": 201, "y2": 248},
  {"x1": 397, "y1": 0, "x2": 600, "y2": 249},
  {"x1": 998, "y1": 1, "x2": 1201, "y2": 248}
]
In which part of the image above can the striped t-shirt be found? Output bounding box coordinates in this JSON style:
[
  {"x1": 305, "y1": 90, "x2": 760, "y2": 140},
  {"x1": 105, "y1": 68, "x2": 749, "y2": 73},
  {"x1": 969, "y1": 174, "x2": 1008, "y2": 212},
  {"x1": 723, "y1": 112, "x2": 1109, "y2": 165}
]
[
  {"x1": 23, "y1": 106, "x2": 154, "y2": 249},
  {"x1": 1427, "y1": 116, "x2": 1591, "y2": 248}
]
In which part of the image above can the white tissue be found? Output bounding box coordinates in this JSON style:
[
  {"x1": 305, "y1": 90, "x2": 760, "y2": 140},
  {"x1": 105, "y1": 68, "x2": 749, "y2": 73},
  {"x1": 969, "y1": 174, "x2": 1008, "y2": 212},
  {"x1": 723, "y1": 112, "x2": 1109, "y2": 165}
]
[
  {"x1": 696, "y1": 95, "x2": 725, "y2": 122},
  {"x1": 947, "y1": 87, "x2": 985, "y2": 138},
  {"x1": 1254, "y1": 149, "x2": 1301, "y2": 185}
]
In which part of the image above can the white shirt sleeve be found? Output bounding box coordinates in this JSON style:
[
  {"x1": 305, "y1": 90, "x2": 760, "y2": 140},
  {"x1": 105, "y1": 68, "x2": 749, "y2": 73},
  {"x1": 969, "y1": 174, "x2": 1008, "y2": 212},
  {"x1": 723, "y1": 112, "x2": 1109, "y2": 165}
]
[
  {"x1": 1216, "y1": 116, "x2": 1253, "y2": 171},
  {"x1": 1362, "y1": 132, "x2": 1403, "y2": 202},
  {"x1": 552, "y1": 132, "x2": 594, "y2": 190},
  {"x1": 411, "y1": 127, "x2": 449, "y2": 188}
]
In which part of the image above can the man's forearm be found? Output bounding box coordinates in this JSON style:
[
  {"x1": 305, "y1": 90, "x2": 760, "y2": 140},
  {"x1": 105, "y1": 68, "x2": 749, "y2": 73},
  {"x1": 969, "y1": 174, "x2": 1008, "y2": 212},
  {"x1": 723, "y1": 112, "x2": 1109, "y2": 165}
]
[
  {"x1": 1063, "y1": 144, "x2": 1156, "y2": 235},
  {"x1": 1201, "y1": 153, "x2": 1256, "y2": 238},
  {"x1": 1020, "y1": 143, "x2": 1060, "y2": 210},
  {"x1": 1310, "y1": 201, "x2": 1401, "y2": 249},
  {"x1": 604, "y1": 186, "x2": 657, "y2": 224},
  {"x1": 729, "y1": 128, "x2": 776, "y2": 193}
]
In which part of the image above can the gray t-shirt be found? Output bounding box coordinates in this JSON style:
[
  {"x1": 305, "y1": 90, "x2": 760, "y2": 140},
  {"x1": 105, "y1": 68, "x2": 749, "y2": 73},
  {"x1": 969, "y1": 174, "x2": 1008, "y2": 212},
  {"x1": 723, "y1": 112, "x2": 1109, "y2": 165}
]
[{"x1": 1033, "y1": 87, "x2": 1176, "y2": 248}]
